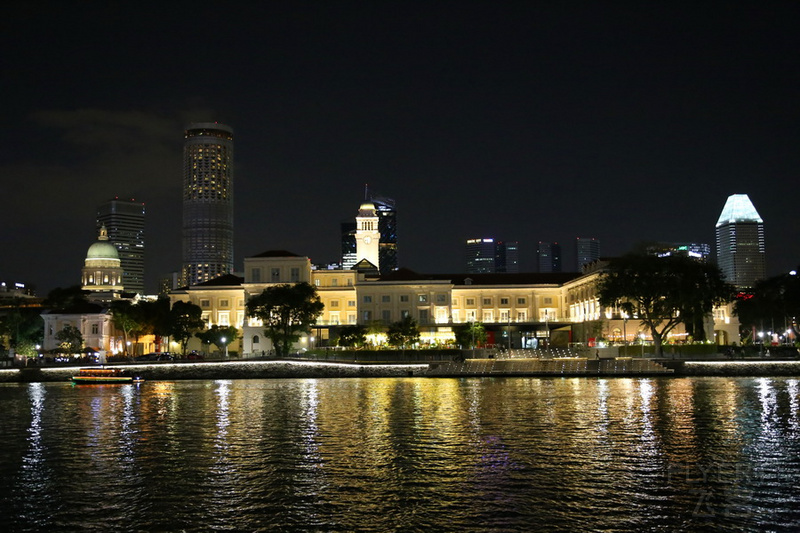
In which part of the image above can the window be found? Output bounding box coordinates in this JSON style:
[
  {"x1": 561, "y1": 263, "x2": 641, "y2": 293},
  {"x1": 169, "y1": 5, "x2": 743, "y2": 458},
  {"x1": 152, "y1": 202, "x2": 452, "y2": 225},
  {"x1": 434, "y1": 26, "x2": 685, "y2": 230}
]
[
  {"x1": 401, "y1": 310, "x2": 410, "y2": 319},
  {"x1": 500, "y1": 298, "x2": 509, "y2": 305},
  {"x1": 418, "y1": 294, "x2": 428, "y2": 303},
  {"x1": 330, "y1": 300, "x2": 339, "y2": 308},
  {"x1": 332, "y1": 278, "x2": 339, "y2": 287},
  {"x1": 543, "y1": 297, "x2": 553, "y2": 305},
  {"x1": 218, "y1": 312, "x2": 230, "y2": 326},
  {"x1": 347, "y1": 313, "x2": 357, "y2": 324},
  {"x1": 363, "y1": 295, "x2": 372, "y2": 303},
  {"x1": 315, "y1": 279, "x2": 320, "y2": 286},
  {"x1": 219, "y1": 299, "x2": 229, "y2": 307},
  {"x1": 271, "y1": 268, "x2": 280, "y2": 282},
  {"x1": 483, "y1": 298, "x2": 492, "y2": 306},
  {"x1": 436, "y1": 294, "x2": 447, "y2": 304},
  {"x1": 363, "y1": 311, "x2": 372, "y2": 321},
  {"x1": 483, "y1": 310, "x2": 493, "y2": 322},
  {"x1": 500, "y1": 310, "x2": 510, "y2": 322},
  {"x1": 290, "y1": 267, "x2": 300, "y2": 282},
  {"x1": 348, "y1": 300, "x2": 356, "y2": 307},
  {"x1": 200, "y1": 299, "x2": 210, "y2": 308},
  {"x1": 330, "y1": 312, "x2": 340, "y2": 324},
  {"x1": 381, "y1": 295, "x2": 391, "y2": 303},
  {"x1": 347, "y1": 279, "x2": 353, "y2": 286},
  {"x1": 382, "y1": 310, "x2": 391, "y2": 322},
  {"x1": 517, "y1": 311, "x2": 527, "y2": 321},
  {"x1": 466, "y1": 298, "x2": 475, "y2": 306},
  {"x1": 517, "y1": 297, "x2": 526, "y2": 305},
  {"x1": 251, "y1": 268, "x2": 261, "y2": 282},
  {"x1": 91, "y1": 323, "x2": 99, "y2": 334},
  {"x1": 253, "y1": 335, "x2": 260, "y2": 344},
  {"x1": 400, "y1": 295, "x2": 409, "y2": 303},
  {"x1": 419, "y1": 309, "x2": 429, "y2": 323}
]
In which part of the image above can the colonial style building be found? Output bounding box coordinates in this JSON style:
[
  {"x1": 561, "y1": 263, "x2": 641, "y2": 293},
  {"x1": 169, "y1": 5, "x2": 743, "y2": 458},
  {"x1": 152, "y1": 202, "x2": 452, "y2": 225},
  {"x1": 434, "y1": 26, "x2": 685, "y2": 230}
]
[{"x1": 168, "y1": 251, "x2": 740, "y2": 357}]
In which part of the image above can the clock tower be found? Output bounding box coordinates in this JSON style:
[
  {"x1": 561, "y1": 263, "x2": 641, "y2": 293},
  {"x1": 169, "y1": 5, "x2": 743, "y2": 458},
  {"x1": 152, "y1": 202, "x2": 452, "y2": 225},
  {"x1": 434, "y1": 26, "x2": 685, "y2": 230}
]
[{"x1": 355, "y1": 202, "x2": 380, "y2": 270}]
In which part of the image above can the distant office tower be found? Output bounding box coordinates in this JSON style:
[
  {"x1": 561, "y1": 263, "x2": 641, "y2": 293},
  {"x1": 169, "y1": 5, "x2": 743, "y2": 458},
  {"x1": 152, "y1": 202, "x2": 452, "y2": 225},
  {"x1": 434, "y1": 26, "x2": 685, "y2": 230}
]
[
  {"x1": 466, "y1": 238, "x2": 498, "y2": 273},
  {"x1": 97, "y1": 198, "x2": 145, "y2": 294},
  {"x1": 575, "y1": 237, "x2": 600, "y2": 271},
  {"x1": 537, "y1": 242, "x2": 562, "y2": 273},
  {"x1": 496, "y1": 241, "x2": 519, "y2": 273},
  {"x1": 371, "y1": 195, "x2": 398, "y2": 273},
  {"x1": 465, "y1": 238, "x2": 519, "y2": 273},
  {"x1": 341, "y1": 220, "x2": 357, "y2": 269},
  {"x1": 181, "y1": 123, "x2": 234, "y2": 286},
  {"x1": 715, "y1": 194, "x2": 766, "y2": 290}
]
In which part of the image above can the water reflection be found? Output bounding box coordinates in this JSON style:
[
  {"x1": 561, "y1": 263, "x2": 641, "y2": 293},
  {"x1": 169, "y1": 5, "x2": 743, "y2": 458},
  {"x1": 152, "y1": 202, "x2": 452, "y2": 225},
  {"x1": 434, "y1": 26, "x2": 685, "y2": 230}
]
[{"x1": 1, "y1": 377, "x2": 799, "y2": 532}]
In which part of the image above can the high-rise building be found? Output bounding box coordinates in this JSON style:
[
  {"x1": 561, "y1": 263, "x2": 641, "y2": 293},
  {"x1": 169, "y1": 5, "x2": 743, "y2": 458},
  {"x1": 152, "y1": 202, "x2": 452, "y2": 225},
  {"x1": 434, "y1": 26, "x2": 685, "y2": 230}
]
[
  {"x1": 537, "y1": 241, "x2": 562, "y2": 273},
  {"x1": 340, "y1": 220, "x2": 357, "y2": 270},
  {"x1": 715, "y1": 193, "x2": 766, "y2": 290},
  {"x1": 97, "y1": 198, "x2": 145, "y2": 294},
  {"x1": 496, "y1": 241, "x2": 519, "y2": 273},
  {"x1": 371, "y1": 195, "x2": 398, "y2": 273},
  {"x1": 181, "y1": 122, "x2": 234, "y2": 286},
  {"x1": 465, "y1": 238, "x2": 497, "y2": 273},
  {"x1": 465, "y1": 238, "x2": 519, "y2": 273},
  {"x1": 575, "y1": 237, "x2": 600, "y2": 271}
]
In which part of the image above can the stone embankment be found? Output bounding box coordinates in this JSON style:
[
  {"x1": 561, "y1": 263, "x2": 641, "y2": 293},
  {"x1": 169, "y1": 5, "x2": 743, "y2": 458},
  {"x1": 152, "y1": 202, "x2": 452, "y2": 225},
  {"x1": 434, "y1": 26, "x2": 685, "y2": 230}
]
[{"x1": 1, "y1": 357, "x2": 799, "y2": 383}]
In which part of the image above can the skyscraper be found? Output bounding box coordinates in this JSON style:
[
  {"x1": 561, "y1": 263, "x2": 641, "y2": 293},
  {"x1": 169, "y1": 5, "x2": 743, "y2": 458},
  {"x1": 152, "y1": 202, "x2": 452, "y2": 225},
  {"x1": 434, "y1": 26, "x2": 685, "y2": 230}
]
[
  {"x1": 496, "y1": 241, "x2": 519, "y2": 273},
  {"x1": 182, "y1": 122, "x2": 234, "y2": 286},
  {"x1": 575, "y1": 237, "x2": 600, "y2": 271},
  {"x1": 465, "y1": 238, "x2": 519, "y2": 273},
  {"x1": 371, "y1": 195, "x2": 398, "y2": 273},
  {"x1": 537, "y1": 241, "x2": 562, "y2": 273},
  {"x1": 97, "y1": 198, "x2": 145, "y2": 294},
  {"x1": 465, "y1": 238, "x2": 498, "y2": 273},
  {"x1": 715, "y1": 193, "x2": 766, "y2": 290}
]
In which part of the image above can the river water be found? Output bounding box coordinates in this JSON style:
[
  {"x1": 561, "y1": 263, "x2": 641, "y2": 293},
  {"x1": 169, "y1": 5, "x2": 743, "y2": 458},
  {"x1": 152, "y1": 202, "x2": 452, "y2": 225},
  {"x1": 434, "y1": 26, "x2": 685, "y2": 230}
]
[{"x1": 1, "y1": 376, "x2": 799, "y2": 532}]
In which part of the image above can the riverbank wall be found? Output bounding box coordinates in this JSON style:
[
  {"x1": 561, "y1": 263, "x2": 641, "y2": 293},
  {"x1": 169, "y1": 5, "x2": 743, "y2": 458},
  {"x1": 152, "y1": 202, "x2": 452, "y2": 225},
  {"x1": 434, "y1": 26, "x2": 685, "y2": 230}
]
[{"x1": 1, "y1": 358, "x2": 799, "y2": 383}]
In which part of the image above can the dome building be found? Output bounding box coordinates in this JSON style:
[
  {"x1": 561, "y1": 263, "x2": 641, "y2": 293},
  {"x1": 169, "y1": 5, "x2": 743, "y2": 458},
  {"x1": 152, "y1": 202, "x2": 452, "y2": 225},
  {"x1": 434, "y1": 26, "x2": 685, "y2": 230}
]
[{"x1": 81, "y1": 225, "x2": 124, "y2": 300}]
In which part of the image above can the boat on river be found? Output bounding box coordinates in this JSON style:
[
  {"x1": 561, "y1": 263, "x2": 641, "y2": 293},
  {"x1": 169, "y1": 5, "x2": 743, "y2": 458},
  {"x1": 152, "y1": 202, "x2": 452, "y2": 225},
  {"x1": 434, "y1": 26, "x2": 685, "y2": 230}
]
[{"x1": 71, "y1": 368, "x2": 144, "y2": 384}]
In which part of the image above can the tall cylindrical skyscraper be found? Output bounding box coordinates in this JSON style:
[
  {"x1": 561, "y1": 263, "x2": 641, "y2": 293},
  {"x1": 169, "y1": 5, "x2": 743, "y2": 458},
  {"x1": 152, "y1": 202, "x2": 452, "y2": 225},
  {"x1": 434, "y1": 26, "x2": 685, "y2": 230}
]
[{"x1": 182, "y1": 122, "x2": 234, "y2": 286}]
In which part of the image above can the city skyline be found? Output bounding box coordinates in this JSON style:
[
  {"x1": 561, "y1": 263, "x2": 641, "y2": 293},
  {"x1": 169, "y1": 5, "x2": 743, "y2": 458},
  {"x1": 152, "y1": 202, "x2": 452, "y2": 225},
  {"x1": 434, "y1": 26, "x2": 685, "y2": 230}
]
[{"x1": 2, "y1": 4, "x2": 800, "y2": 294}]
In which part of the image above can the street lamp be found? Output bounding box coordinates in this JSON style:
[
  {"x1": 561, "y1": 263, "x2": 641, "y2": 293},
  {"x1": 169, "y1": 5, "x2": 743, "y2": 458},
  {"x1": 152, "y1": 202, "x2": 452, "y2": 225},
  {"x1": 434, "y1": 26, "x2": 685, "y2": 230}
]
[{"x1": 221, "y1": 336, "x2": 228, "y2": 358}]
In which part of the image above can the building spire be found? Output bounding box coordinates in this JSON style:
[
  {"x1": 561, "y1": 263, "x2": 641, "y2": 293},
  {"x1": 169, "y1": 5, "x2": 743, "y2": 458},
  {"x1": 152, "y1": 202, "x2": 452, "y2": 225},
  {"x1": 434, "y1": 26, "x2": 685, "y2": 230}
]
[{"x1": 364, "y1": 183, "x2": 369, "y2": 201}]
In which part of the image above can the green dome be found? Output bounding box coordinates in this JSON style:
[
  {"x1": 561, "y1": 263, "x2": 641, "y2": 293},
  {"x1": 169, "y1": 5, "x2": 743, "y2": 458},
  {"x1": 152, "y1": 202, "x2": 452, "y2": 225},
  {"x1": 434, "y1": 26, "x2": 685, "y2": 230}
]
[{"x1": 86, "y1": 226, "x2": 120, "y2": 260}]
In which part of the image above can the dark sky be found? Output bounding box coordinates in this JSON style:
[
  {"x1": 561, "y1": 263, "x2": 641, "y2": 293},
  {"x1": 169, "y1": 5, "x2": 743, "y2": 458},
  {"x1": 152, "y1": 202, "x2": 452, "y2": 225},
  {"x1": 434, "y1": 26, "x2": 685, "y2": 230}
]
[{"x1": 3, "y1": 2, "x2": 799, "y2": 295}]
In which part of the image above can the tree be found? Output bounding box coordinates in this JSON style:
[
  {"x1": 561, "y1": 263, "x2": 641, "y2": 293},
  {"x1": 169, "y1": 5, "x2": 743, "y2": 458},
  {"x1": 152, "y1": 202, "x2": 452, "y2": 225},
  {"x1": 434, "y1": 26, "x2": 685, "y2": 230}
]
[
  {"x1": 246, "y1": 283, "x2": 324, "y2": 357},
  {"x1": 336, "y1": 324, "x2": 367, "y2": 348},
  {"x1": 597, "y1": 254, "x2": 733, "y2": 356},
  {"x1": 195, "y1": 325, "x2": 238, "y2": 357},
  {"x1": 735, "y1": 269, "x2": 800, "y2": 343},
  {"x1": 454, "y1": 321, "x2": 487, "y2": 349},
  {"x1": 386, "y1": 316, "x2": 420, "y2": 348},
  {"x1": 110, "y1": 300, "x2": 142, "y2": 358},
  {"x1": 169, "y1": 300, "x2": 205, "y2": 357},
  {"x1": 0, "y1": 298, "x2": 43, "y2": 357},
  {"x1": 55, "y1": 325, "x2": 83, "y2": 355}
]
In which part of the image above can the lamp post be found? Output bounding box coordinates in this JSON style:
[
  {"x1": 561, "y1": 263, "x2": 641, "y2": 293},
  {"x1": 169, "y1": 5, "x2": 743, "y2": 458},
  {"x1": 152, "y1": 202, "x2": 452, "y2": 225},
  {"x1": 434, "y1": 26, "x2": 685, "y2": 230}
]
[{"x1": 222, "y1": 336, "x2": 228, "y2": 358}]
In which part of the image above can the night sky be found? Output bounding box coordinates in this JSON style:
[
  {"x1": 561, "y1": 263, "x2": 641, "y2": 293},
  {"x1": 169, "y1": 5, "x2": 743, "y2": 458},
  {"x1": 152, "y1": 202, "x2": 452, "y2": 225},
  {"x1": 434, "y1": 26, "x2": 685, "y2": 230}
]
[{"x1": 3, "y1": 2, "x2": 799, "y2": 295}]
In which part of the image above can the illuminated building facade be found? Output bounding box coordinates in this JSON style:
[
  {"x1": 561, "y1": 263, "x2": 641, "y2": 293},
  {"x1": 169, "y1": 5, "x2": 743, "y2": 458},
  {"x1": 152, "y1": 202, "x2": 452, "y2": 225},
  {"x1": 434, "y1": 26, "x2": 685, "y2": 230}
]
[
  {"x1": 355, "y1": 202, "x2": 380, "y2": 270},
  {"x1": 97, "y1": 198, "x2": 145, "y2": 294},
  {"x1": 715, "y1": 194, "x2": 766, "y2": 290},
  {"x1": 182, "y1": 122, "x2": 234, "y2": 286},
  {"x1": 575, "y1": 237, "x2": 600, "y2": 271},
  {"x1": 170, "y1": 251, "x2": 741, "y2": 355},
  {"x1": 81, "y1": 225, "x2": 124, "y2": 301}
]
